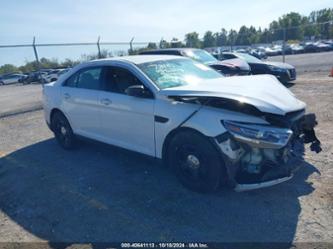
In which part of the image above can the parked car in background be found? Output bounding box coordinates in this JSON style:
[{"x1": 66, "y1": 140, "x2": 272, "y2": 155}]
[
  {"x1": 304, "y1": 42, "x2": 320, "y2": 53},
  {"x1": 221, "y1": 52, "x2": 296, "y2": 83},
  {"x1": 20, "y1": 71, "x2": 44, "y2": 84},
  {"x1": 314, "y1": 42, "x2": 331, "y2": 52},
  {"x1": 140, "y1": 48, "x2": 251, "y2": 76},
  {"x1": 249, "y1": 49, "x2": 267, "y2": 59},
  {"x1": 18, "y1": 73, "x2": 29, "y2": 83},
  {"x1": 264, "y1": 46, "x2": 280, "y2": 56},
  {"x1": 0, "y1": 73, "x2": 26, "y2": 85},
  {"x1": 41, "y1": 68, "x2": 71, "y2": 83},
  {"x1": 323, "y1": 40, "x2": 333, "y2": 50},
  {"x1": 43, "y1": 55, "x2": 321, "y2": 193},
  {"x1": 290, "y1": 44, "x2": 305, "y2": 54}
]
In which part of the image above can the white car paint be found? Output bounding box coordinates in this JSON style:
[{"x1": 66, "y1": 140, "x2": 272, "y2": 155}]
[
  {"x1": 43, "y1": 55, "x2": 318, "y2": 192},
  {"x1": 160, "y1": 74, "x2": 304, "y2": 115},
  {"x1": 43, "y1": 55, "x2": 306, "y2": 159}
]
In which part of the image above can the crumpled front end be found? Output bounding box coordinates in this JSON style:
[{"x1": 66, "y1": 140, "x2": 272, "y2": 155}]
[{"x1": 213, "y1": 111, "x2": 322, "y2": 191}]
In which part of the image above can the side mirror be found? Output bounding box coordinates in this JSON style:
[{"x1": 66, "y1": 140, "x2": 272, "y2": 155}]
[{"x1": 125, "y1": 85, "x2": 153, "y2": 98}]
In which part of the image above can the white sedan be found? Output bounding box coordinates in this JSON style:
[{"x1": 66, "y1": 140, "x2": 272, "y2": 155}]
[{"x1": 43, "y1": 55, "x2": 321, "y2": 192}]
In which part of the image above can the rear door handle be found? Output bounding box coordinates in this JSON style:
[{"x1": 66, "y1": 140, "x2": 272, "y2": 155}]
[
  {"x1": 101, "y1": 98, "x2": 112, "y2": 106},
  {"x1": 64, "y1": 93, "x2": 71, "y2": 99}
]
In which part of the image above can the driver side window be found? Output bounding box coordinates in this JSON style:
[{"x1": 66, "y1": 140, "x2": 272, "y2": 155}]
[{"x1": 103, "y1": 66, "x2": 144, "y2": 94}]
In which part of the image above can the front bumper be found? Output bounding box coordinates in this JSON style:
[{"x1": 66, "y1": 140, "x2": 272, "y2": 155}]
[
  {"x1": 234, "y1": 155, "x2": 303, "y2": 191},
  {"x1": 214, "y1": 113, "x2": 320, "y2": 191},
  {"x1": 274, "y1": 68, "x2": 296, "y2": 82},
  {"x1": 234, "y1": 175, "x2": 293, "y2": 192}
]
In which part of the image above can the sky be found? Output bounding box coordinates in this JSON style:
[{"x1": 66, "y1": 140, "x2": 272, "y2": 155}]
[{"x1": 0, "y1": 0, "x2": 332, "y2": 66}]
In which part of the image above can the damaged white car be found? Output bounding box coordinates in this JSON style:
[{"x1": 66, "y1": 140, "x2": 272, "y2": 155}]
[{"x1": 43, "y1": 55, "x2": 321, "y2": 193}]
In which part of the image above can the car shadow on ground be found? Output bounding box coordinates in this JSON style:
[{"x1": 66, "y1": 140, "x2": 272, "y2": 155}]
[{"x1": 0, "y1": 138, "x2": 319, "y2": 244}]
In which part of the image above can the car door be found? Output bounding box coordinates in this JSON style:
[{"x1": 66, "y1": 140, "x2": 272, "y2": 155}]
[
  {"x1": 99, "y1": 66, "x2": 155, "y2": 156},
  {"x1": 60, "y1": 67, "x2": 104, "y2": 139}
]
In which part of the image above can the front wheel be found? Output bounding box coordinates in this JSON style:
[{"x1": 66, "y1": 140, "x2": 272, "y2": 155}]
[
  {"x1": 51, "y1": 112, "x2": 76, "y2": 150},
  {"x1": 167, "y1": 130, "x2": 223, "y2": 193}
]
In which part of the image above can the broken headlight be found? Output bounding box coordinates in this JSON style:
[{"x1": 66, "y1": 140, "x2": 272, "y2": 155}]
[{"x1": 223, "y1": 121, "x2": 293, "y2": 149}]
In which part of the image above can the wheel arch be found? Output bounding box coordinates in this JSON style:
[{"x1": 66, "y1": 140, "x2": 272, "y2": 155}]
[
  {"x1": 162, "y1": 127, "x2": 201, "y2": 162},
  {"x1": 50, "y1": 108, "x2": 69, "y2": 131},
  {"x1": 162, "y1": 126, "x2": 229, "y2": 189},
  {"x1": 162, "y1": 126, "x2": 223, "y2": 164}
]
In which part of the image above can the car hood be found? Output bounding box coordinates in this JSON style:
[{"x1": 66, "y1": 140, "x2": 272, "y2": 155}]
[
  {"x1": 265, "y1": 61, "x2": 294, "y2": 69},
  {"x1": 207, "y1": 59, "x2": 250, "y2": 71},
  {"x1": 159, "y1": 74, "x2": 305, "y2": 115}
]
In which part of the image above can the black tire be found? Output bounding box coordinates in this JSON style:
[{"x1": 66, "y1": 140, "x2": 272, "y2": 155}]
[
  {"x1": 51, "y1": 112, "x2": 76, "y2": 150},
  {"x1": 167, "y1": 130, "x2": 223, "y2": 193}
]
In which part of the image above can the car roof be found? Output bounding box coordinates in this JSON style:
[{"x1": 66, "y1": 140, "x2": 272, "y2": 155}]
[{"x1": 91, "y1": 55, "x2": 184, "y2": 64}]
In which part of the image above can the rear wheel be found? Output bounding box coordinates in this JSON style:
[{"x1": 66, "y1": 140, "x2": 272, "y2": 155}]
[
  {"x1": 167, "y1": 130, "x2": 223, "y2": 193},
  {"x1": 51, "y1": 112, "x2": 76, "y2": 150}
]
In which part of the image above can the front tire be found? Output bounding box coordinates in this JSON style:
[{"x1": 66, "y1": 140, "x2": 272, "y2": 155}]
[
  {"x1": 51, "y1": 112, "x2": 76, "y2": 150},
  {"x1": 167, "y1": 130, "x2": 223, "y2": 193}
]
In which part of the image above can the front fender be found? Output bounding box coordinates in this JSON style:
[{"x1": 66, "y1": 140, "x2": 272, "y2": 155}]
[{"x1": 182, "y1": 106, "x2": 269, "y2": 138}]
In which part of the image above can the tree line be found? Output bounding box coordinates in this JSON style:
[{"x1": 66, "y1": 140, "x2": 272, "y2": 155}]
[
  {"x1": 1, "y1": 8, "x2": 332, "y2": 75},
  {"x1": 158, "y1": 8, "x2": 333, "y2": 49}
]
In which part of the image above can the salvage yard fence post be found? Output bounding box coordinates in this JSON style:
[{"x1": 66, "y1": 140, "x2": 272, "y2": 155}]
[
  {"x1": 97, "y1": 36, "x2": 102, "y2": 59},
  {"x1": 0, "y1": 37, "x2": 151, "y2": 72}
]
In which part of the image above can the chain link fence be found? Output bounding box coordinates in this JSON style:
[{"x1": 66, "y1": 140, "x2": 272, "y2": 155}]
[
  {"x1": 0, "y1": 37, "x2": 155, "y2": 74},
  {"x1": 0, "y1": 21, "x2": 332, "y2": 75}
]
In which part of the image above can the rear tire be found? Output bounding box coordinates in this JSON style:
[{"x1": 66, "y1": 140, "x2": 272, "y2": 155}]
[
  {"x1": 51, "y1": 112, "x2": 76, "y2": 150},
  {"x1": 167, "y1": 130, "x2": 223, "y2": 193}
]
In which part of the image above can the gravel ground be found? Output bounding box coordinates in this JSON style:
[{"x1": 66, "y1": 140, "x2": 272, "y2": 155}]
[
  {"x1": 0, "y1": 53, "x2": 332, "y2": 247},
  {"x1": 0, "y1": 84, "x2": 42, "y2": 118},
  {"x1": 269, "y1": 51, "x2": 333, "y2": 73}
]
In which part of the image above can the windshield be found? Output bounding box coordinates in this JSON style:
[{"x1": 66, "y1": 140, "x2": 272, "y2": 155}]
[
  {"x1": 138, "y1": 58, "x2": 223, "y2": 89},
  {"x1": 235, "y1": 52, "x2": 263, "y2": 63},
  {"x1": 183, "y1": 49, "x2": 217, "y2": 64}
]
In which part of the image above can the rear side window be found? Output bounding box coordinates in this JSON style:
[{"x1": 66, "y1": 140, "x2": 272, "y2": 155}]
[{"x1": 64, "y1": 67, "x2": 102, "y2": 90}]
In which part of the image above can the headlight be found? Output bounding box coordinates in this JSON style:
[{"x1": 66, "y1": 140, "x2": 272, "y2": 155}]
[
  {"x1": 267, "y1": 65, "x2": 285, "y2": 72},
  {"x1": 223, "y1": 121, "x2": 292, "y2": 149}
]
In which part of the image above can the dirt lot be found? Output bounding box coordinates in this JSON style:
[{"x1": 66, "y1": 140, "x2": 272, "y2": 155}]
[
  {"x1": 0, "y1": 84, "x2": 42, "y2": 118},
  {"x1": 269, "y1": 51, "x2": 333, "y2": 74},
  {"x1": 0, "y1": 52, "x2": 332, "y2": 246}
]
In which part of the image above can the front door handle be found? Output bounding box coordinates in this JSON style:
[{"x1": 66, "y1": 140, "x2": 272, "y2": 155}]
[
  {"x1": 64, "y1": 93, "x2": 71, "y2": 99},
  {"x1": 101, "y1": 98, "x2": 112, "y2": 106}
]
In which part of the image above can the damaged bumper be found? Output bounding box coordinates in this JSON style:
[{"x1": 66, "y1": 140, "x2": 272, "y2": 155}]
[
  {"x1": 214, "y1": 113, "x2": 321, "y2": 191},
  {"x1": 234, "y1": 175, "x2": 293, "y2": 192},
  {"x1": 234, "y1": 156, "x2": 303, "y2": 192}
]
